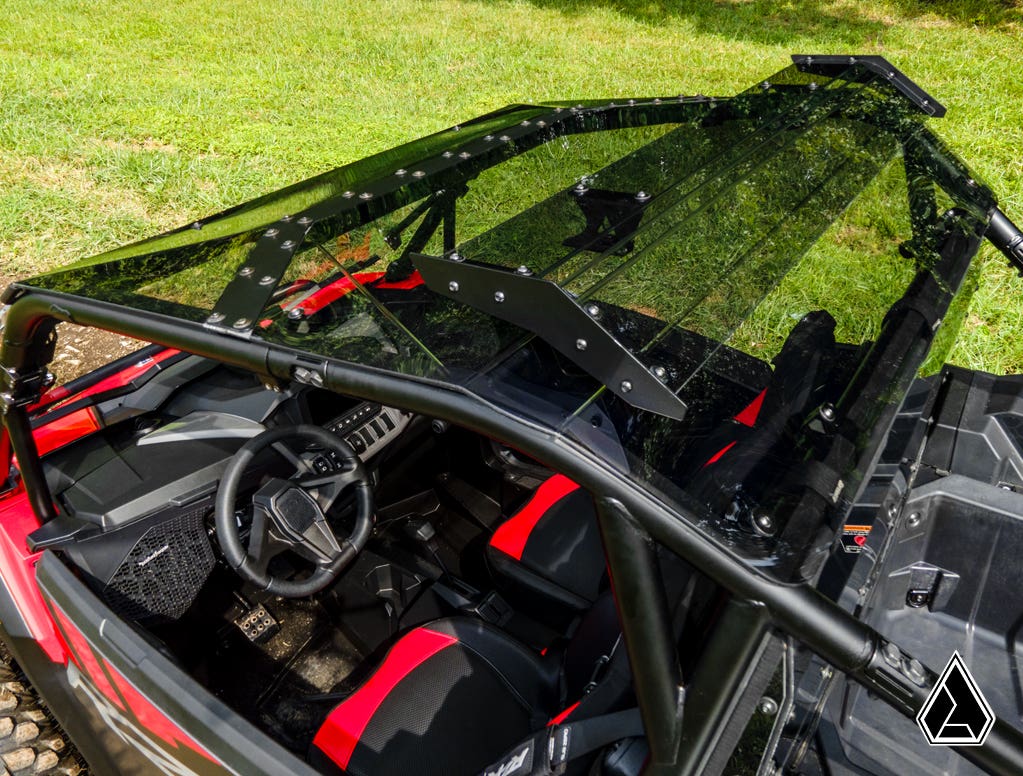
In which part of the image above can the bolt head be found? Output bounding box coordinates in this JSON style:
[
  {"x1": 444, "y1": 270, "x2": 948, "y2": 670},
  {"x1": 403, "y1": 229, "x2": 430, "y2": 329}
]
[
  {"x1": 206, "y1": 312, "x2": 225, "y2": 324},
  {"x1": 585, "y1": 304, "x2": 600, "y2": 317},
  {"x1": 233, "y1": 318, "x2": 251, "y2": 329},
  {"x1": 576, "y1": 339, "x2": 587, "y2": 351},
  {"x1": 412, "y1": 170, "x2": 426, "y2": 178},
  {"x1": 259, "y1": 275, "x2": 275, "y2": 286},
  {"x1": 448, "y1": 281, "x2": 460, "y2": 292},
  {"x1": 494, "y1": 291, "x2": 505, "y2": 303},
  {"x1": 651, "y1": 365, "x2": 667, "y2": 381},
  {"x1": 238, "y1": 266, "x2": 254, "y2": 277},
  {"x1": 906, "y1": 512, "x2": 921, "y2": 527},
  {"x1": 516, "y1": 265, "x2": 532, "y2": 275},
  {"x1": 264, "y1": 228, "x2": 279, "y2": 238},
  {"x1": 635, "y1": 191, "x2": 650, "y2": 202},
  {"x1": 395, "y1": 168, "x2": 407, "y2": 176},
  {"x1": 758, "y1": 697, "x2": 779, "y2": 716},
  {"x1": 450, "y1": 252, "x2": 464, "y2": 262},
  {"x1": 820, "y1": 403, "x2": 835, "y2": 421},
  {"x1": 298, "y1": 216, "x2": 312, "y2": 225},
  {"x1": 358, "y1": 192, "x2": 373, "y2": 200},
  {"x1": 620, "y1": 380, "x2": 633, "y2": 393},
  {"x1": 280, "y1": 240, "x2": 296, "y2": 250},
  {"x1": 287, "y1": 308, "x2": 304, "y2": 320}
]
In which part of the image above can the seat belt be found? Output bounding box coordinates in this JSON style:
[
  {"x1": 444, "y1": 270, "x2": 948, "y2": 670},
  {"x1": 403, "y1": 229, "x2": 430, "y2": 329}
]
[{"x1": 479, "y1": 708, "x2": 643, "y2": 776}]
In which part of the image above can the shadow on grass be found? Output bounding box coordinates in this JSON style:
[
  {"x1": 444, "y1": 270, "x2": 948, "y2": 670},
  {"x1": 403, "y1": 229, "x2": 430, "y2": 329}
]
[{"x1": 466, "y1": 0, "x2": 1020, "y2": 44}]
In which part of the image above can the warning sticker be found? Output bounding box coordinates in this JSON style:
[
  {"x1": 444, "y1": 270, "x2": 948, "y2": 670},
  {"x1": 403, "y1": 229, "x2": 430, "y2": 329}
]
[{"x1": 841, "y1": 524, "x2": 872, "y2": 553}]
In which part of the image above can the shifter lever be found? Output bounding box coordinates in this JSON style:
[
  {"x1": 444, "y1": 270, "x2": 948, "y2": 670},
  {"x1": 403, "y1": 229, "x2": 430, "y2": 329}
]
[{"x1": 405, "y1": 516, "x2": 450, "y2": 577}]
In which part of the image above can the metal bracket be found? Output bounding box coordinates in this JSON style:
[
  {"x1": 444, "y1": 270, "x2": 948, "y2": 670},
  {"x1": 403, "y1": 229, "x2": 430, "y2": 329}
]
[
  {"x1": 792, "y1": 55, "x2": 946, "y2": 117},
  {"x1": 0, "y1": 366, "x2": 55, "y2": 414},
  {"x1": 412, "y1": 252, "x2": 688, "y2": 419}
]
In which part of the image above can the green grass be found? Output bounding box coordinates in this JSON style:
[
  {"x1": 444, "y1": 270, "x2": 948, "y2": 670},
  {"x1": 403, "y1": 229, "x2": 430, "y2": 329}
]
[{"x1": 1, "y1": 0, "x2": 1022, "y2": 370}]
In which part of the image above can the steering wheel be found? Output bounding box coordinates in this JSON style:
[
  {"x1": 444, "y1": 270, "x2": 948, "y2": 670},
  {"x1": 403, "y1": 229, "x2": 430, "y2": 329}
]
[{"x1": 215, "y1": 425, "x2": 374, "y2": 597}]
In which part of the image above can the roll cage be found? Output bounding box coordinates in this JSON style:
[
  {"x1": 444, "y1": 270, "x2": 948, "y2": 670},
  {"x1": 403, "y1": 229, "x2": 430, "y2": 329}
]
[{"x1": 3, "y1": 55, "x2": 1023, "y2": 774}]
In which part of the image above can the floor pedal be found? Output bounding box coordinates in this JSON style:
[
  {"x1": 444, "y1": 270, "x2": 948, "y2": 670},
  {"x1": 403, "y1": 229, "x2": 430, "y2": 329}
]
[{"x1": 234, "y1": 603, "x2": 280, "y2": 644}]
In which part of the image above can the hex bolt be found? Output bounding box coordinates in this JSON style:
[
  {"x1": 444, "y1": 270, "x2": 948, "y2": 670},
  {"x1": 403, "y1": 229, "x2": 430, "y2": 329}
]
[
  {"x1": 620, "y1": 380, "x2": 633, "y2": 393},
  {"x1": 576, "y1": 339, "x2": 587, "y2": 351},
  {"x1": 758, "y1": 697, "x2": 779, "y2": 716},
  {"x1": 494, "y1": 291, "x2": 506, "y2": 303},
  {"x1": 904, "y1": 658, "x2": 927, "y2": 686},
  {"x1": 882, "y1": 641, "x2": 901, "y2": 668},
  {"x1": 238, "y1": 266, "x2": 254, "y2": 277},
  {"x1": 233, "y1": 318, "x2": 251, "y2": 329},
  {"x1": 448, "y1": 281, "x2": 460, "y2": 293}
]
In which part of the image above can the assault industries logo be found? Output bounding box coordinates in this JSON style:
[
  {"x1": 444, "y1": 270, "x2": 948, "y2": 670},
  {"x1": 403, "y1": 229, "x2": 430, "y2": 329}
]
[{"x1": 916, "y1": 652, "x2": 995, "y2": 746}]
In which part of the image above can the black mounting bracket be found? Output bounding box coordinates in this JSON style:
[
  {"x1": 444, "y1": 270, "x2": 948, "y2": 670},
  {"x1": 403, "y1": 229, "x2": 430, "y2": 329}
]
[
  {"x1": 412, "y1": 252, "x2": 688, "y2": 420},
  {"x1": 792, "y1": 55, "x2": 946, "y2": 118}
]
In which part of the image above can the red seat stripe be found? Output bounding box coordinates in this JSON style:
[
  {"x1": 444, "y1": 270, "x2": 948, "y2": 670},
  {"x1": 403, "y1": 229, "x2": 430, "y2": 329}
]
[
  {"x1": 313, "y1": 627, "x2": 457, "y2": 769},
  {"x1": 734, "y1": 388, "x2": 766, "y2": 428},
  {"x1": 489, "y1": 475, "x2": 581, "y2": 561},
  {"x1": 702, "y1": 440, "x2": 737, "y2": 468},
  {"x1": 547, "y1": 700, "x2": 581, "y2": 727}
]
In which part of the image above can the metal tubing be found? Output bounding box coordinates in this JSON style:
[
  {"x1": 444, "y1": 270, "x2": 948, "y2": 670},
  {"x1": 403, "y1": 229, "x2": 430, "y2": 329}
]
[
  {"x1": 987, "y1": 208, "x2": 1023, "y2": 271},
  {"x1": 595, "y1": 497, "x2": 682, "y2": 765},
  {"x1": 4, "y1": 288, "x2": 1023, "y2": 772},
  {"x1": 2, "y1": 407, "x2": 55, "y2": 521}
]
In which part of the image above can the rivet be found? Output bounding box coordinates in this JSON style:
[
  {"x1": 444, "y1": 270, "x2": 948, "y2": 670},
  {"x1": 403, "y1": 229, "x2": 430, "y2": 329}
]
[
  {"x1": 233, "y1": 318, "x2": 251, "y2": 329},
  {"x1": 395, "y1": 168, "x2": 407, "y2": 176},
  {"x1": 281, "y1": 240, "x2": 296, "y2": 250},
  {"x1": 499, "y1": 135, "x2": 511, "y2": 142},
  {"x1": 574, "y1": 182, "x2": 589, "y2": 195},
  {"x1": 635, "y1": 191, "x2": 650, "y2": 202},
  {"x1": 620, "y1": 380, "x2": 633, "y2": 393},
  {"x1": 281, "y1": 214, "x2": 293, "y2": 222},
  {"x1": 259, "y1": 275, "x2": 276, "y2": 286},
  {"x1": 628, "y1": 99, "x2": 636, "y2": 106},
  {"x1": 412, "y1": 170, "x2": 426, "y2": 178},
  {"x1": 537, "y1": 120, "x2": 547, "y2": 128},
  {"x1": 576, "y1": 339, "x2": 587, "y2": 351},
  {"x1": 442, "y1": 150, "x2": 454, "y2": 158},
  {"x1": 297, "y1": 216, "x2": 312, "y2": 225},
  {"x1": 887, "y1": 70, "x2": 896, "y2": 78},
  {"x1": 358, "y1": 192, "x2": 373, "y2": 200},
  {"x1": 585, "y1": 304, "x2": 600, "y2": 317},
  {"x1": 342, "y1": 191, "x2": 355, "y2": 198},
  {"x1": 448, "y1": 281, "x2": 460, "y2": 292},
  {"x1": 494, "y1": 291, "x2": 505, "y2": 303},
  {"x1": 450, "y1": 252, "x2": 464, "y2": 262},
  {"x1": 520, "y1": 120, "x2": 531, "y2": 126},
  {"x1": 516, "y1": 265, "x2": 531, "y2": 275},
  {"x1": 264, "y1": 228, "x2": 279, "y2": 238},
  {"x1": 761, "y1": 81, "x2": 771, "y2": 90},
  {"x1": 483, "y1": 135, "x2": 494, "y2": 141},
  {"x1": 653, "y1": 98, "x2": 662, "y2": 105},
  {"x1": 651, "y1": 365, "x2": 667, "y2": 381},
  {"x1": 808, "y1": 82, "x2": 818, "y2": 91},
  {"x1": 459, "y1": 151, "x2": 472, "y2": 159},
  {"x1": 238, "y1": 266, "x2": 254, "y2": 277}
]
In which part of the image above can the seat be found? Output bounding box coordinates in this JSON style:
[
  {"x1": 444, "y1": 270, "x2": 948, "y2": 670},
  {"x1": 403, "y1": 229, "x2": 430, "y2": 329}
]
[
  {"x1": 311, "y1": 596, "x2": 626, "y2": 776},
  {"x1": 486, "y1": 475, "x2": 607, "y2": 611}
]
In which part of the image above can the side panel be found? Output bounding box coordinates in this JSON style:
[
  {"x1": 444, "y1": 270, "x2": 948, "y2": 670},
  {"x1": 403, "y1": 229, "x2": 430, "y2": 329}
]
[{"x1": 33, "y1": 552, "x2": 321, "y2": 776}]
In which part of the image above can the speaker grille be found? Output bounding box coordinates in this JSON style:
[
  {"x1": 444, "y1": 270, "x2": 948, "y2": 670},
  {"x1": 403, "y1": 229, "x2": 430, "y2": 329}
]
[{"x1": 102, "y1": 508, "x2": 215, "y2": 623}]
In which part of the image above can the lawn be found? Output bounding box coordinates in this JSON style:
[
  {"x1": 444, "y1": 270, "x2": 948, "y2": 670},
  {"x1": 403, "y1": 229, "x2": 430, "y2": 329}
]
[{"x1": 1, "y1": 0, "x2": 1021, "y2": 370}]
